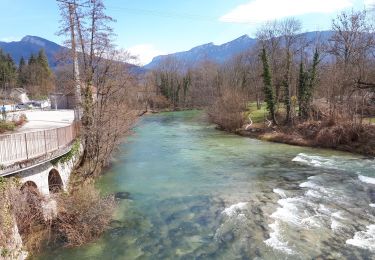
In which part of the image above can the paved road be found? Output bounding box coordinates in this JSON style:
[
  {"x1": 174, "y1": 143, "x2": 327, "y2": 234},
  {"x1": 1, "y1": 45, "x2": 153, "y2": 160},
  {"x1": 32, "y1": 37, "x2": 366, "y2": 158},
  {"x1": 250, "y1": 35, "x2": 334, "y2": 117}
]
[{"x1": 13, "y1": 110, "x2": 75, "y2": 133}]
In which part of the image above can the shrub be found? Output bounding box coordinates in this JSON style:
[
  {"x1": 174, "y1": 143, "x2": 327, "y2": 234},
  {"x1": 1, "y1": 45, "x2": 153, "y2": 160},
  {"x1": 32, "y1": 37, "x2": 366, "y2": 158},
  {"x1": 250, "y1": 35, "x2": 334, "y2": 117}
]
[
  {"x1": 0, "y1": 114, "x2": 27, "y2": 133},
  {"x1": 14, "y1": 114, "x2": 27, "y2": 127},
  {"x1": 53, "y1": 184, "x2": 116, "y2": 247},
  {"x1": 149, "y1": 95, "x2": 171, "y2": 109},
  {"x1": 207, "y1": 88, "x2": 248, "y2": 131},
  {"x1": 0, "y1": 178, "x2": 115, "y2": 255},
  {"x1": 0, "y1": 121, "x2": 16, "y2": 133},
  {"x1": 315, "y1": 123, "x2": 362, "y2": 147}
]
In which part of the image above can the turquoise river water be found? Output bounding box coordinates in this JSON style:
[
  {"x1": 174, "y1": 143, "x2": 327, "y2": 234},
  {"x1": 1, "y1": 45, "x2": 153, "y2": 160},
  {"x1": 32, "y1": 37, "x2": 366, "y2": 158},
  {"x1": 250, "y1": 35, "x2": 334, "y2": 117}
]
[{"x1": 38, "y1": 111, "x2": 375, "y2": 259}]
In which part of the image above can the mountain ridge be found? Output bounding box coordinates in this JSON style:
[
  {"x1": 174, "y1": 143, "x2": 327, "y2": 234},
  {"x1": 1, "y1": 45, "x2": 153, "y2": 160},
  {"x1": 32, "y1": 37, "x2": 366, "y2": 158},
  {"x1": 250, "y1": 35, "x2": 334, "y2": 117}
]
[
  {"x1": 0, "y1": 35, "x2": 64, "y2": 68},
  {"x1": 0, "y1": 31, "x2": 335, "y2": 72},
  {"x1": 144, "y1": 30, "x2": 335, "y2": 69},
  {"x1": 144, "y1": 34, "x2": 257, "y2": 69}
]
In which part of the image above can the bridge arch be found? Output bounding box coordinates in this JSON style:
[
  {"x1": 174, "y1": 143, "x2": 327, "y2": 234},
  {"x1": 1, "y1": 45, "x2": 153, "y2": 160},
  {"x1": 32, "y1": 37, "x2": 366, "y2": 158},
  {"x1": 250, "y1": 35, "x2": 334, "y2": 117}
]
[
  {"x1": 48, "y1": 169, "x2": 63, "y2": 194},
  {"x1": 20, "y1": 181, "x2": 39, "y2": 195}
]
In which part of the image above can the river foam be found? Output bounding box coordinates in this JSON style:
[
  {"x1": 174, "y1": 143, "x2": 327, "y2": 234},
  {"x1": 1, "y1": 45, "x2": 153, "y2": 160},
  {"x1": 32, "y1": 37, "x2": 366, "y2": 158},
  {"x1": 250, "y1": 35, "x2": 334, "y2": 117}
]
[
  {"x1": 293, "y1": 153, "x2": 375, "y2": 186},
  {"x1": 358, "y1": 175, "x2": 375, "y2": 185},
  {"x1": 346, "y1": 225, "x2": 375, "y2": 252},
  {"x1": 221, "y1": 202, "x2": 248, "y2": 217},
  {"x1": 273, "y1": 188, "x2": 287, "y2": 198},
  {"x1": 265, "y1": 167, "x2": 375, "y2": 256},
  {"x1": 264, "y1": 222, "x2": 295, "y2": 255},
  {"x1": 292, "y1": 153, "x2": 338, "y2": 168}
]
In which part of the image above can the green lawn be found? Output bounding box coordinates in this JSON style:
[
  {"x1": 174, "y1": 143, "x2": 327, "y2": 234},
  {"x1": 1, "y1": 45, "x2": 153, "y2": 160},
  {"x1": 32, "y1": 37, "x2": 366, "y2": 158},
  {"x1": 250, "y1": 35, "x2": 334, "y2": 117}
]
[
  {"x1": 364, "y1": 117, "x2": 375, "y2": 124},
  {"x1": 245, "y1": 102, "x2": 268, "y2": 124}
]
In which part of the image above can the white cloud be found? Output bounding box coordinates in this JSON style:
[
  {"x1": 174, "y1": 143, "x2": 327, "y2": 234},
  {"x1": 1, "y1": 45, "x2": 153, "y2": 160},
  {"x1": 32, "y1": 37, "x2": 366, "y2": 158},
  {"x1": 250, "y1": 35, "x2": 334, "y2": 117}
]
[
  {"x1": 0, "y1": 36, "x2": 21, "y2": 42},
  {"x1": 127, "y1": 44, "x2": 165, "y2": 65},
  {"x1": 220, "y1": 0, "x2": 354, "y2": 24},
  {"x1": 364, "y1": 0, "x2": 375, "y2": 8}
]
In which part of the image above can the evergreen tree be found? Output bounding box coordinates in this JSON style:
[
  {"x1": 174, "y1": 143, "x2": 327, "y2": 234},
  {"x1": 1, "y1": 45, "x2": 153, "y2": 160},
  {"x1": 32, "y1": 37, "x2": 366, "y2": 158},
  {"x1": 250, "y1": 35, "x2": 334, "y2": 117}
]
[
  {"x1": 261, "y1": 48, "x2": 278, "y2": 125},
  {"x1": 0, "y1": 49, "x2": 17, "y2": 91},
  {"x1": 306, "y1": 50, "x2": 319, "y2": 104},
  {"x1": 283, "y1": 52, "x2": 292, "y2": 124},
  {"x1": 18, "y1": 56, "x2": 27, "y2": 86},
  {"x1": 19, "y1": 56, "x2": 25, "y2": 69},
  {"x1": 37, "y1": 49, "x2": 50, "y2": 72},
  {"x1": 20, "y1": 49, "x2": 54, "y2": 97},
  {"x1": 298, "y1": 50, "x2": 320, "y2": 119},
  {"x1": 298, "y1": 61, "x2": 308, "y2": 117},
  {"x1": 28, "y1": 54, "x2": 36, "y2": 65}
]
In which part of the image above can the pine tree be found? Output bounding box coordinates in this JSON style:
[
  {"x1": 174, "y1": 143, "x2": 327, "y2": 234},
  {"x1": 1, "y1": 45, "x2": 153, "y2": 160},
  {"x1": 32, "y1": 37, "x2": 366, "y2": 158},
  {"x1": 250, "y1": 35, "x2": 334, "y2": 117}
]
[
  {"x1": 306, "y1": 50, "x2": 319, "y2": 104},
  {"x1": 28, "y1": 54, "x2": 36, "y2": 65},
  {"x1": 19, "y1": 56, "x2": 25, "y2": 69},
  {"x1": 18, "y1": 57, "x2": 27, "y2": 86},
  {"x1": 298, "y1": 50, "x2": 320, "y2": 119},
  {"x1": 37, "y1": 49, "x2": 50, "y2": 72},
  {"x1": 283, "y1": 52, "x2": 292, "y2": 124},
  {"x1": 0, "y1": 49, "x2": 17, "y2": 91},
  {"x1": 261, "y1": 48, "x2": 277, "y2": 125},
  {"x1": 298, "y1": 61, "x2": 308, "y2": 117},
  {"x1": 21, "y1": 49, "x2": 54, "y2": 97}
]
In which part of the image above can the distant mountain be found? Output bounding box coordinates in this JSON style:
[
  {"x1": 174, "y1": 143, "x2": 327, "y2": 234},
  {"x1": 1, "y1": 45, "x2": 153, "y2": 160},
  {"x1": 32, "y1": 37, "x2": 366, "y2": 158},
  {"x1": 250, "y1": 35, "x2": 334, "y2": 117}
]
[
  {"x1": 0, "y1": 36, "x2": 145, "y2": 74},
  {"x1": 145, "y1": 35, "x2": 257, "y2": 70},
  {"x1": 0, "y1": 36, "x2": 65, "y2": 68},
  {"x1": 0, "y1": 31, "x2": 335, "y2": 73},
  {"x1": 144, "y1": 31, "x2": 335, "y2": 70}
]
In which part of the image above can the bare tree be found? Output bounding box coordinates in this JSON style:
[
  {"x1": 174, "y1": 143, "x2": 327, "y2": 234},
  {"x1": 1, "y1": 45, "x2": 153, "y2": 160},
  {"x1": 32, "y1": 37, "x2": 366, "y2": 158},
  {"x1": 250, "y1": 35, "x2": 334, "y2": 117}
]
[
  {"x1": 58, "y1": 1, "x2": 137, "y2": 179},
  {"x1": 279, "y1": 18, "x2": 302, "y2": 123},
  {"x1": 328, "y1": 10, "x2": 374, "y2": 99},
  {"x1": 326, "y1": 9, "x2": 375, "y2": 122}
]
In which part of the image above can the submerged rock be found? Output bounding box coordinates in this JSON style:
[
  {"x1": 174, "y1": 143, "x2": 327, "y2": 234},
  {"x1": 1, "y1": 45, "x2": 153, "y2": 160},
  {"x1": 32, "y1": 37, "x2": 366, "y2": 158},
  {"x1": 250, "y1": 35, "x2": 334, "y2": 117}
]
[
  {"x1": 109, "y1": 220, "x2": 123, "y2": 228},
  {"x1": 115, "y1": 191, "x2": 132, "y2": 200}
]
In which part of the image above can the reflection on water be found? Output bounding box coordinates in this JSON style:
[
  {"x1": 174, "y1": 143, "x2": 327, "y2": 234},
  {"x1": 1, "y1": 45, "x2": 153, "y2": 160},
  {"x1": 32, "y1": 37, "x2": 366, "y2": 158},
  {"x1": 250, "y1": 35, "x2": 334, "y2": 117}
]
[{"x1": 37, "y1": 111, "x2": 375, "y2": 259}]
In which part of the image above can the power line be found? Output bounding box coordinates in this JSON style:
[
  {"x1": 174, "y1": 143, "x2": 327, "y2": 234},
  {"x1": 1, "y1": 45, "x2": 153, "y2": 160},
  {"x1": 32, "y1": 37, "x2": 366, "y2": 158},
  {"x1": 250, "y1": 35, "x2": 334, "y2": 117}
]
[
  {"x1": 56, "y1": 0, "x2": 90, "y2": 8},
  {"x1": 106, "y1": 5, "x2": 224, "y2": 23},
  {"x1": 57, "y1": 2, "x2": 327, "y2": 28}
]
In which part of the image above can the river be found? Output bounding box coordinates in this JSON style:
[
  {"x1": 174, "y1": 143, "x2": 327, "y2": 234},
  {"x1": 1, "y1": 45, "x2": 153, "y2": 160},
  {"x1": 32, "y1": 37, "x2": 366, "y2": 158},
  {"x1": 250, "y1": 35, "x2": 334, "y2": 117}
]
[{"x1": 38, "y1": 111, "x2": 375, "y2": 259}]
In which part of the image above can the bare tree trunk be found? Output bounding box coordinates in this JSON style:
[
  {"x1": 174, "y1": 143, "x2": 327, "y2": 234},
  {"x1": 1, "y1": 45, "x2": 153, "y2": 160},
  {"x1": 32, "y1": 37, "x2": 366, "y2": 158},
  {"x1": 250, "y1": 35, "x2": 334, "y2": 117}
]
[{"x1": 68, "y1": 3, "x2": 82, "y2": 121}]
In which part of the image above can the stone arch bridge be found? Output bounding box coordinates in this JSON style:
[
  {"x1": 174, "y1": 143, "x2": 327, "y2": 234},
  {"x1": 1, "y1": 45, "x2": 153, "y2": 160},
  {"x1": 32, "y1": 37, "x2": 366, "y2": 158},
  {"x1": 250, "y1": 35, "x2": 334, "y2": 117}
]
[{"x1": 0, "y1": 122, "x2": 79, "y2": 196}]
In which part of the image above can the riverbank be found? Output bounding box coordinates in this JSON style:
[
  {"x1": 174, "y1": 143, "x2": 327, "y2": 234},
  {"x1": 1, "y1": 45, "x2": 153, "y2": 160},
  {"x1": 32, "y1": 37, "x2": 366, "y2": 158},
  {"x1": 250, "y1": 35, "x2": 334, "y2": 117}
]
[
  {"x1": 235, "y1": 121, "x2": 375, "y2": 157},
  {"x1": 149, "y1": 109, "x2": 375, "y2": 157}
]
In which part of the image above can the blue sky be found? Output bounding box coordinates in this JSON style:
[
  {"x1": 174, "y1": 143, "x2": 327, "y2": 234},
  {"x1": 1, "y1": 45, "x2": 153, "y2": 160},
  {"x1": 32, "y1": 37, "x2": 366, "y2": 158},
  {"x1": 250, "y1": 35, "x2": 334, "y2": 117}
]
[{"x1": 0, "y1": 0, "x2": 373, "y2": 64}]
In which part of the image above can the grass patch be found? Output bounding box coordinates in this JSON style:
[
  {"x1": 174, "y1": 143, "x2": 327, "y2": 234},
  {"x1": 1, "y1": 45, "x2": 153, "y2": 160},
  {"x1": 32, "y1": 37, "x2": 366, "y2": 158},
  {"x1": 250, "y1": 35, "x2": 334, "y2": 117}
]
[
  {"x1": 364, "y1": 117, "x2": 375, "y2": 124},
  {"x1": 245, "y1": 102, "x2": 268, "y2": 124},
  {"x1": 0, "y1": 121, "x2": 16, "y2": 134}
]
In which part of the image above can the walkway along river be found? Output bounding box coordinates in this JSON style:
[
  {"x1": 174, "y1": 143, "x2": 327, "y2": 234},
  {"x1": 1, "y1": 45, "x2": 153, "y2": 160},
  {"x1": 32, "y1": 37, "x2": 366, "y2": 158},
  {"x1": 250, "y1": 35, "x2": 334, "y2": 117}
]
[{"x1": 37, "y1": 111, "x2": 375, "y2": 259}]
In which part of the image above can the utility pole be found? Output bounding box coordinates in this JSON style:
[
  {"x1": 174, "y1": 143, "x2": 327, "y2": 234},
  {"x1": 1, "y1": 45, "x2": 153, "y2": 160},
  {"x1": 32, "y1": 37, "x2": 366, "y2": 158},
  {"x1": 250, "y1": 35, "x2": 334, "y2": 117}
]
[{"x1": 57, "y1": 0, "x2": 82, "y2": 121}]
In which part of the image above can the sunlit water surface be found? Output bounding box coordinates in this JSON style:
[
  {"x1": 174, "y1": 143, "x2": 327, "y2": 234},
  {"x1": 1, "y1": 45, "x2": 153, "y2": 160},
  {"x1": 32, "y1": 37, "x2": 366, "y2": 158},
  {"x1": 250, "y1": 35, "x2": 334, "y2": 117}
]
[{"x1": 37, "y1": 111, "x2": 375, "y2": 259}]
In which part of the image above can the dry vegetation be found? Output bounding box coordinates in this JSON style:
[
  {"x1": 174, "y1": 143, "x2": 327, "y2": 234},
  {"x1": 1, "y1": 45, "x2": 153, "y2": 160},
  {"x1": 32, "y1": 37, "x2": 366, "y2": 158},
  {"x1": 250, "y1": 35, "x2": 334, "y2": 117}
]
[
  {"x1": 53, "y1": 184, "x2": 115, "y2": 248},
  {"x1": 207, "y1": 88, "x2": 248, "y2": 131},
  {"x1": 0, "y1": 113, "x2": 27, "y2": 133},
  {"x1": 0, "y1": 178, "x2": 115, "y2": 256}
]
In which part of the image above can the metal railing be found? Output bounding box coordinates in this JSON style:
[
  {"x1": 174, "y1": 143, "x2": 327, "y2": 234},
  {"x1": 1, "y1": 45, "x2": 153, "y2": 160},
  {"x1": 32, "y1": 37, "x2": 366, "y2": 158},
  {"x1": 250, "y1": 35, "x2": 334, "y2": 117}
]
[{"x1": 0, "y1": 123, "x2": 79, "y2": 166}]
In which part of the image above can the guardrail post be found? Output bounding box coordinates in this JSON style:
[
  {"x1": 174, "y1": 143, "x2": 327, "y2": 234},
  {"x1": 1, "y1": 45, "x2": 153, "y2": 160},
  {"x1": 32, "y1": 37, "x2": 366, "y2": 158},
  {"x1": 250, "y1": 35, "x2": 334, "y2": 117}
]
[
  {"x1": 24, "y1": 133, "x2": 29, "y2": 160},
  {"x1": 44, "y1": 130, "x2": 47, "y2": 155},
  {"x1": 57, "y1": 128, "x2": 60, "y2": 149}
]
